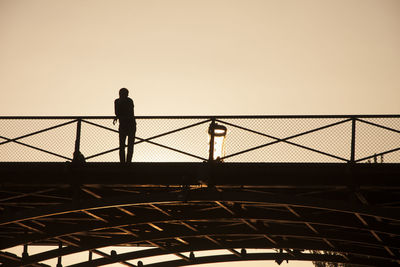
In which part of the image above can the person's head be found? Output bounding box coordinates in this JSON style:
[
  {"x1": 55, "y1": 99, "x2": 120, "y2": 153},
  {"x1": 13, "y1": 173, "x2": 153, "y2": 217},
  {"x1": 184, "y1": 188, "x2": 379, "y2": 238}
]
[{"x1": 119, "y1": 88, "x2": 129, "y2": 98}]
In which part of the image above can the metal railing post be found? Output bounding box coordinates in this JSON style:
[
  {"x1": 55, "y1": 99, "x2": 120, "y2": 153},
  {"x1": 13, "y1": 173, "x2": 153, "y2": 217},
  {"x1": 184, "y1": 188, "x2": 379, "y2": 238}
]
[
  {"x1": 350, "y1": 117, "x2": 356, "y2": 163},
  {"x1": 56, "y1": 242, "x2": 63, "y2": 267},
  {"x1": 75, "y1": 119, "x2": 81, "y2": 153},
  {"x1": 208, "y1": 118, "x2": 216, "y2": 162},
  {"x1": 22, "y1": 244, "x2": 28, "y2": 259},
  {"x1": 72, "y1": 118, "x2": 85, "y2": 164}
]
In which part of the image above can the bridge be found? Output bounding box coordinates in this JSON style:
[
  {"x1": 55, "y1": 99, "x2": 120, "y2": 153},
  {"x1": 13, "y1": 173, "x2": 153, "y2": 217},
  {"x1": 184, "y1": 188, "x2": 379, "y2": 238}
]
[{"x1": 0, "y1": 115, "x2": 399, "y2": 266}]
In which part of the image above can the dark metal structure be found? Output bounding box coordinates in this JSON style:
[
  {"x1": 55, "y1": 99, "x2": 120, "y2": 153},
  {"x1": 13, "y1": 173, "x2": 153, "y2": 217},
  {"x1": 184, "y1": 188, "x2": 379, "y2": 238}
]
[{"x1": 0, "y1": 115, "x2": 399, "y2": 266}]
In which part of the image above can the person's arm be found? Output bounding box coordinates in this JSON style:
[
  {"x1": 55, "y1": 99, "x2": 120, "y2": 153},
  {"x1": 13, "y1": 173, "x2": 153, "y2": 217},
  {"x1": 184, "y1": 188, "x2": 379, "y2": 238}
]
[{"x1": 129, "y1": 98, "x2": 134, "y2": 116}]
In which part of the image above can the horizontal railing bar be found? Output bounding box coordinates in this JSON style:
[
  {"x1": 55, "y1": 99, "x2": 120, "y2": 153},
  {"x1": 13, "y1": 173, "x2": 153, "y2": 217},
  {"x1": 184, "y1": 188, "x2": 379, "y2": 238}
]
[{"x1": 0, "y1": 115, "x2": 400, "y2": 120}]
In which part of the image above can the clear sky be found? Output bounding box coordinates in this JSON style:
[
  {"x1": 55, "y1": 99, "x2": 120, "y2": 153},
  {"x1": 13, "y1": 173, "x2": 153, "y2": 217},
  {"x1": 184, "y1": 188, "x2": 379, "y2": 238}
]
[
  {"x1": 0, "y1": 0, "x2": 399, "y2": 117},
  {"x1": 1, "y1": 0, "x2": 399, "y2": 266}
]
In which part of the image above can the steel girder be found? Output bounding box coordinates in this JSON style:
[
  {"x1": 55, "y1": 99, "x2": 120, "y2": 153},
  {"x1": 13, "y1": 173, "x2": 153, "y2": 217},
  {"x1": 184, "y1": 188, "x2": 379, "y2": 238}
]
[
  {"x1": 68, "y1": 250, "x2": 397, "y2": 267},
  {"x1": 1, "y1": 163, "x2": 400, "y2": 266}
]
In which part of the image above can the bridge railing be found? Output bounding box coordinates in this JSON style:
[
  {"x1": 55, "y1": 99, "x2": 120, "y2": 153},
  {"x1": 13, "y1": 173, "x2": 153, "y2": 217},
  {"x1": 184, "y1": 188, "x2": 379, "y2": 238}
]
[{"x1": 0, "y1": 115, "x2": 399, "y2": 163}]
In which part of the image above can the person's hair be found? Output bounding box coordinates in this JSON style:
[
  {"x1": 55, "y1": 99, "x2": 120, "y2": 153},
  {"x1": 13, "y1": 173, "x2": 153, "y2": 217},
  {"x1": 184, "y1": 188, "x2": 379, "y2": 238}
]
[{"x1": 119, "y1": 88, "x2": 129, "y2": 97}]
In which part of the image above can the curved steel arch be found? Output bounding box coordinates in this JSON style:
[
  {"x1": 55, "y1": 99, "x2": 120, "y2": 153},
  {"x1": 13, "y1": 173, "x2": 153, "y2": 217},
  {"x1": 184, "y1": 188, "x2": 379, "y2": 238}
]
[
  {"x1": 68, "y1": 251, "x2": 399, "y2": 267},
  {"x1": 4, "y1": 207, "x2": 400, "y2": 251},
  {"x1": 4, "y1": 210, "x2": 400, "y2": 252},
  {"x1": 4, "y1": 211, "x2": 400, "y2": 266},
  {"x1": 2, "y1": 188, "x2": 400, "y2": 266},
  {"x1": 1, "y1": 188, "x2": 399, "y2": 226},
  {"x1": 134, "y1": 253, "x2": 400, "y2": 267},
  {"x1": 65, "y1": 249, "x2": 387, "y2": 267},
  {"x1": 9, "y1": 234, "x2": 398, "y2": 267}
]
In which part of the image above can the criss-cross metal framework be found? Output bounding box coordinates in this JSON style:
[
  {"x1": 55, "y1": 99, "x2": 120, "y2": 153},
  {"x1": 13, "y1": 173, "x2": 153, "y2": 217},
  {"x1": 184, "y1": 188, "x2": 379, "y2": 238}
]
[
  {"x1": 0, "y1": 115, "x2": 400, "y2": 266},
  {"x1": 0, "y1": 115, "x2": 399, "y2": 163}
]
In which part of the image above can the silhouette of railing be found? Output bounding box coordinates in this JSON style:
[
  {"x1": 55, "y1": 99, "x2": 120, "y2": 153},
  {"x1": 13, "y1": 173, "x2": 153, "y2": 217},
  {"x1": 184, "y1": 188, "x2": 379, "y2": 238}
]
[{"x1": 0, "y1": 115, "x2": 399, "y2": 163}]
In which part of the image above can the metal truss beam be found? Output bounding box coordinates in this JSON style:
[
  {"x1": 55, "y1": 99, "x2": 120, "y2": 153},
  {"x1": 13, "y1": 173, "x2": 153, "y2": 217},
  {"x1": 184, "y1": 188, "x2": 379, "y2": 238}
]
[
  {"x1": 5, "y1": 205, "x2": 399, "y2": 250},
  {"x1": 66, "y1": 247, "x2": 397, "y2": 267},
  {"x1": 1, "y1": 188, "x2": 399, "y2": 227},
  {"x1": 6, "y1": 223, "x2": 399, "y2": 267},
  {"x1": 131, "y1": 252, "x2": 399, "y2": 267}
]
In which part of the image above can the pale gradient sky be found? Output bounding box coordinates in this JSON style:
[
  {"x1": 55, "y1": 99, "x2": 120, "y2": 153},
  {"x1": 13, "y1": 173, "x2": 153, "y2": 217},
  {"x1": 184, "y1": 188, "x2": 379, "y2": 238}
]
[
  {"x1": 1, "y1": 0, "x2": 399, "y2": 116},
  {"x1": 1, "y1": 0, "x2": 399, "y2": 266}
]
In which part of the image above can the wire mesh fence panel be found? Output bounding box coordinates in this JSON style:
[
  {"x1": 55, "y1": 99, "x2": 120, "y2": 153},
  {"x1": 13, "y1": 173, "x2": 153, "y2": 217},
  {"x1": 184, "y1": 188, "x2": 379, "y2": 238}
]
[
  {"x1": 135, "y1": 118, "x2": 211, "y2": 139},
  {"x1": 0, "y1": 116, "x2": 399, "y2": 163},
  {"x1": 223, "y1": 141, "x2": 346, "y2": 163},
  {"x1": 0, "y1": 119, "x2": 73, "y2": 139},
  {"x1": 134, "y1": 118, "x2": 210, "y2": 162},
  {"x1": 219, "y1": 118, "x2": 352, "y2": 162},
  {"x1": 0, "y1": 142, "x2": 68, "y2": 162},
  {"x1": 133, "y1": 142, "x2": 204, "y2": 162},
  {"x1": 283, "y1": 119, "x2": 352, "y2": 162},
  {"x1": 80, "y1": 119, "x2": 119, "y2": 162},
  {"x1": 355, "y1": 118, "x2": 400, "y2": 163},
  {"x1": 222, "y1": 118, "x2": 347, "y2": 139},
  {"x1": 136, "y1": 124, "x2": 209, "y2": 162},
  {"x1": 381, "y1": 150, "x2": 400, "y2": 163},
  {"x1": 363, "y1": 117, "x2": 400, "y2": 131},
  {"x1": 216, "y1": 118, "x2": 277, "y2": 162},
  {"x1": 0, "y1": 119, "x2": 76, "y2": 162}
]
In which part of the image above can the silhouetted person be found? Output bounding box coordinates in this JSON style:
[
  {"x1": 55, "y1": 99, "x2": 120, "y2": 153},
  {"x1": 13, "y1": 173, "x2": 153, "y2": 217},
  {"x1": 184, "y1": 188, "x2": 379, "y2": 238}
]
[{"x1": 114, "y1": 88, "x2": 136, "y2": 163}]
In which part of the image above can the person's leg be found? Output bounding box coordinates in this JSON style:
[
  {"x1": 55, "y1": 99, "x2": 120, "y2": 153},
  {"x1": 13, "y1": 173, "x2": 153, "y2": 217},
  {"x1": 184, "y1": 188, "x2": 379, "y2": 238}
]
[
  {"x1": 119, "y1": 132, "x2": 126, "y2": 163},
  {"x1": 126, "y1": 130, "x2": 135, "y2": 163}
]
